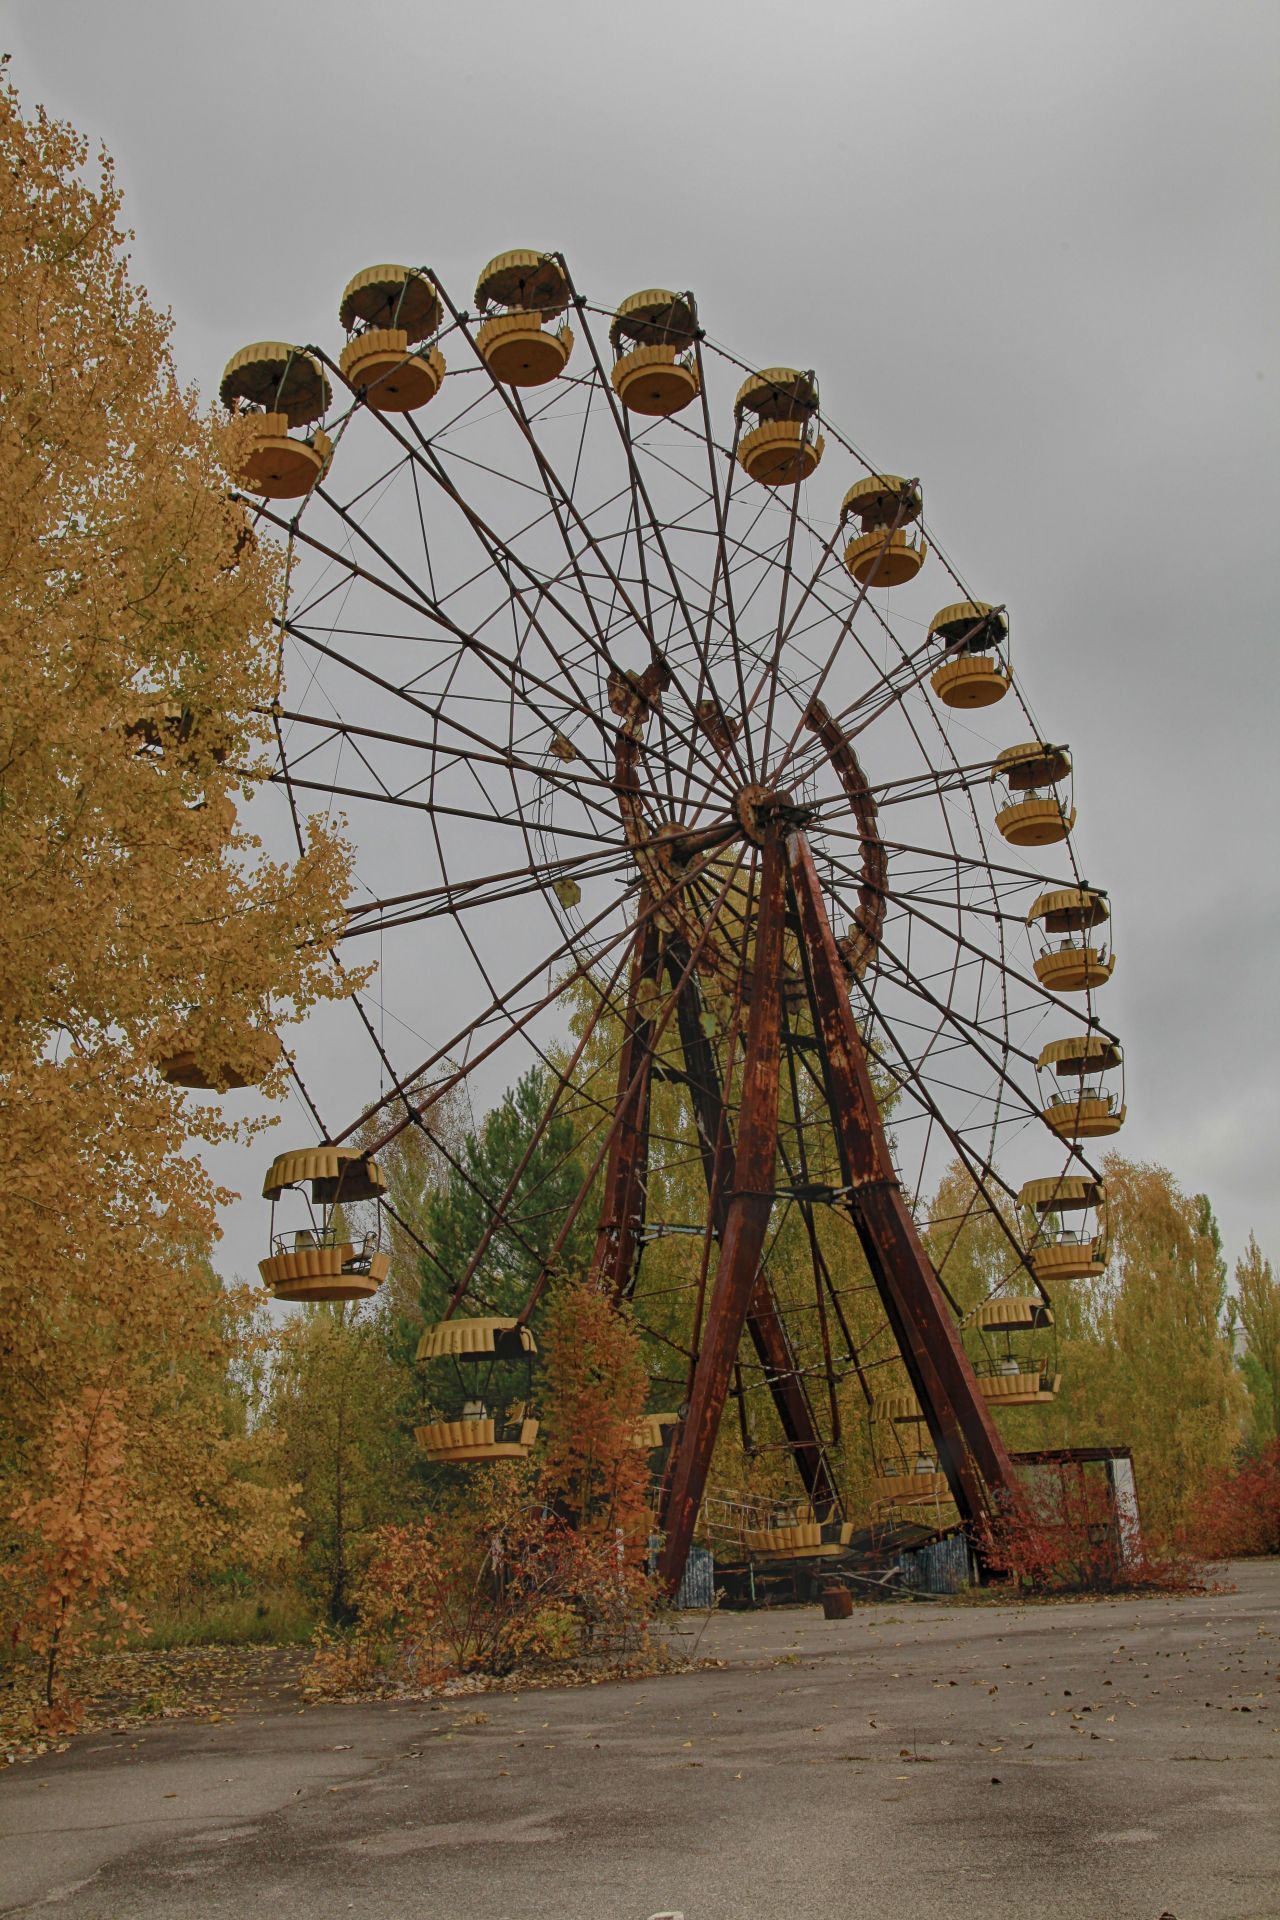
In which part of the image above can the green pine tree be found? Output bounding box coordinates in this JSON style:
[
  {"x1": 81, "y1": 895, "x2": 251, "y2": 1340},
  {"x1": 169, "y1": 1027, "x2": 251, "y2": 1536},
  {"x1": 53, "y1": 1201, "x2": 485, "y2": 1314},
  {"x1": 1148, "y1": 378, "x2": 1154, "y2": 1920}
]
[{"x1": 420, "y1": 1065, "x2": 595, "y2": 1322}]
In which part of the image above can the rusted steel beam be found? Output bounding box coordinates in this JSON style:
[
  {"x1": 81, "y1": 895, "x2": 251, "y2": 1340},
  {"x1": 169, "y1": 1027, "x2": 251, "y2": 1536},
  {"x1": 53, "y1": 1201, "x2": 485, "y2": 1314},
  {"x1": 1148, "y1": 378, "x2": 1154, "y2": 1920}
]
[
  {"x1": 669, "y1": 958, "x2": 735, "y2": 1241},
  {"x1": 610, "y1": 667, "x2": 834, "y2": 1514},
  {"x1": 595, "y1": 914, "x2": 661, "y2": 1302},
  {"x1": 742, "y1": 1278, "x2": 837, "y2": 1507},
  {"x1": 786, "y1": 832, "x2": 1021, "y2": 1529},
  {"x1": 658, "y1": 833, "x2": 788, "y2": 1591},
  {"x1": 668, "y1": 952, "x2": 838, "y2": 1517},
  {"x1": 803, "y1": 698, "x2": 886, "y2": 981}
]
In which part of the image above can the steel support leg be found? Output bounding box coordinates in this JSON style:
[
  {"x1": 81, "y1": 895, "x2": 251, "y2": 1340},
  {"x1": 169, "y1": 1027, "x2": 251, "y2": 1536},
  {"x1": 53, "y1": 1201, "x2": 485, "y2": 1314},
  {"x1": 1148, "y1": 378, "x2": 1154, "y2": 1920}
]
[
  {"x1": 592, "y1": 915, "x2": 661, "y2": 1302},
  {"x1": 670, "y1": 969, "x2": 838, "y2": 1517},
  {"x1": 787, "y1": 832, "x2": 1021, "y2": 1528},
  {"x1": 658, "y1": 832, "x2": 789, "y2": 1590}
]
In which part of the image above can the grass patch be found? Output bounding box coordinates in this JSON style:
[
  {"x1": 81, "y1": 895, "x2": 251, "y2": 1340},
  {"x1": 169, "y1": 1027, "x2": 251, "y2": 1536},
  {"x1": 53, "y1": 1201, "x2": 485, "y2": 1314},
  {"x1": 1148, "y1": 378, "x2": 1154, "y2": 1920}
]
[{"x1": 136, "y1": 1589, "x2": 317, "y2": 1649}]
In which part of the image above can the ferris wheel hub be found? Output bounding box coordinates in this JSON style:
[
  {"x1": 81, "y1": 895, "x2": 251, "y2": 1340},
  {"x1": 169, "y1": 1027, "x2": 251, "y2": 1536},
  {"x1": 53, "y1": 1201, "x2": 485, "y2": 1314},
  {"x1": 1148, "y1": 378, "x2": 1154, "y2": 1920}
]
[{"x1": 733, "y1": 783, "x2": 811, "y2": 844}]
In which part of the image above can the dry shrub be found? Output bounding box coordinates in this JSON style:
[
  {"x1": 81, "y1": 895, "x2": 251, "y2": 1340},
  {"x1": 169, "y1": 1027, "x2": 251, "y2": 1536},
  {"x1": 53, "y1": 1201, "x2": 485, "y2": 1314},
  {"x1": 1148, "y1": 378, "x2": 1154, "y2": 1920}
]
[
  {"x1": 305, "y1": 1462, "x2": 655, "y2": 1698},
  {"x1": 537, "y1": 1279, "x2": 651, "y2": 1547},
  {"x1": 304, "y1": 1629, "x2": 393, "y2": 1701}
]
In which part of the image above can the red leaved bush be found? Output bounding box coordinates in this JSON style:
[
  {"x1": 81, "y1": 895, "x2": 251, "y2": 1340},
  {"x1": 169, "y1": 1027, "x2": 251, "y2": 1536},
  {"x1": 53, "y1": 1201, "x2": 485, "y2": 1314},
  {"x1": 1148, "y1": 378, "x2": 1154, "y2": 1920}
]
[
  {"x1": 975, "y1": 1466, "x2": 1206, "y2": 1594},
  {"x1": 3, "y1": 1387, "x2": 152, "y2": 1720},
  {"x1": 1183, "y1": 1442, "x2": 1280, "y2": 1559}
]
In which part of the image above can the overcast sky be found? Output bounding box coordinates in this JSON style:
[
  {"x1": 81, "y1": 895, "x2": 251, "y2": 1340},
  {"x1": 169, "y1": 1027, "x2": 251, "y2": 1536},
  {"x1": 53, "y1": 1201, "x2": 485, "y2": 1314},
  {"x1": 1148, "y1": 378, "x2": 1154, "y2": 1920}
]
[{"x1": 10, "y1": 1, "x2": 1278, "y2": 1279}]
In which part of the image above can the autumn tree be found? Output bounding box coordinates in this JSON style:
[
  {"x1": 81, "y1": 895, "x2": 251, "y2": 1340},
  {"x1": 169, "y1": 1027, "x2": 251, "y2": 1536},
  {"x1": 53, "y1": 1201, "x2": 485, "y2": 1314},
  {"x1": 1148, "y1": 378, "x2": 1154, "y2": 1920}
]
[
  {"x1": 4, "y1": 1389, "x2": 150, "y2": 1715},
  {"x1": 0, "y1": 74, "x2": 357, "y2": 1657},
  {"x1": 1233, "y1": 1235, "x2": 1280, "y2": 1451},
  {"x1": 1185, "y1": 1442, "x2": 1280, "y2": 1559},
  {"x1": 1051, "y1": 1158, "x2": 1245, "y2": 1540},
  {"x1": 268, "y1": 1306, "x2": 420, "y2": 1624},
  {"x1": 134, "y1": 1267, "x2": 301, "y2": 1611},
  {"x1": 538, "y1": 1280, "x2": 651, "y2": 1541}
]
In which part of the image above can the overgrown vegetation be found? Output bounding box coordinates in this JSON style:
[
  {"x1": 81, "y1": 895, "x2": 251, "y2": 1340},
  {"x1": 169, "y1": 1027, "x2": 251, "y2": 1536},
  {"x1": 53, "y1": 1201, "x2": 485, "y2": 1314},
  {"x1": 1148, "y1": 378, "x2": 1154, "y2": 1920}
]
[
  {"x1": 305, "y1": 1283, "x2": 657, "y2": 1698},
  {"x1": 976, "y1": 1466, "x2": 1208, "y2": 1596}
]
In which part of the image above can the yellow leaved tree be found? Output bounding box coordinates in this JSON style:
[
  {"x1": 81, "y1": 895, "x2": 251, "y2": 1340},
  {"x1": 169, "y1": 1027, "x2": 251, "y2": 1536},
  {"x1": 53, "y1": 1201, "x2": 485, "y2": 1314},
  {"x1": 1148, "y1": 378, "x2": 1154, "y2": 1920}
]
[
  {"x1": 0, "y1": 71, "x2": 358, "y2": 1701},
  {"x1": 1233, "y1": 1235, "x2": 1280, "y2": 1451},
  {"x1": 1047, "y1": 1157, "x2": 1246, "y2": 1540}
]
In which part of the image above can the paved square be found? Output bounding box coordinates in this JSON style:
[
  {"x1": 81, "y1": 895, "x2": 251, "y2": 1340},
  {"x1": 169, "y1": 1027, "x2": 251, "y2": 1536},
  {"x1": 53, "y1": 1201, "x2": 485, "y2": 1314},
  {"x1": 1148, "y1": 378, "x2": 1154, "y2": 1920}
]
[{"x1": 2, "y1": 1562, "x2": 1276, "y2": 1919}]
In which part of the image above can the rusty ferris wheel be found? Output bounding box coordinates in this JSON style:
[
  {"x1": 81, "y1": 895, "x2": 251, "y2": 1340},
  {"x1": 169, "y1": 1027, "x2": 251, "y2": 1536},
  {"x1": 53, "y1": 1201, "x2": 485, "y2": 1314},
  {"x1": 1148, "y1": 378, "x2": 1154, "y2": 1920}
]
[{"x1": 207, "y1": 251, "x2": 1124, "y2": 1588}]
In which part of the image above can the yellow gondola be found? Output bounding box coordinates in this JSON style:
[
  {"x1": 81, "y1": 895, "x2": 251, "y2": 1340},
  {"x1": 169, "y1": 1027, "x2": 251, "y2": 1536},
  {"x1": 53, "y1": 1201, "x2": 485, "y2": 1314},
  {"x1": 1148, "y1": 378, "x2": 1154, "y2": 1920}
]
[
  {"x1": 609, "y1": 290, "x2": 700, "y2": 417},
  {"x1": 928, "y1": 601, "x2": 1011, "y2": 707},
  {"x1": 414, "y1": 1317, "x2": 540, "y2": 1461},
  {"x1": 1037, "y1": 1032, "x2": 1126, "y2": 1139},
  {"x1": 259, "y1": 1147, "x2": 389, "y2": 1302},
  {"x1": 1028, "y1": 887, "x2": 1116, "y2": 993},
  {"x1": 158, "y1": 1024, "x2": 281, "y2": 1092},
  {"x1": 734, "y1": 368, "x2": 824, "y2": 486},
  {"x1": 840, "y1": 474, "x2": 927, "y2": 587},
  {"x1": 474, "y1": 250, "x2": 573, "y2": 386},
  {"x1": 870, "y1": 1387, "x2": 954, "y2": 1511},
  {"x1": 966, "y1": 1297, "x2": 1059, "y2": 1406},
  {"x1": 220, "y1": 343, "x2": 333, "y2": 499},
  {"x1": 339, "y1": 264, "x2": 446, "y2": 412},
  {"x1": 992, "y1": 741, "x2": 1075, "y2": 845},
  {"x1": 1018, "y1": 1175, "x2": 1108, "y2": 1282},
  {"x1": 742, "y1": 1511, "x2": 853, "y2": 1559}
]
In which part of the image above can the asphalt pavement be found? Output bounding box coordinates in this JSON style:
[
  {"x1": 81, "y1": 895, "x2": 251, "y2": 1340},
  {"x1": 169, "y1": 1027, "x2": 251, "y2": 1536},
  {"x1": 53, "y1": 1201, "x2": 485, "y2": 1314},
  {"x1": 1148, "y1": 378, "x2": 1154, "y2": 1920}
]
[{"x1": 1, "y1": 1561, "x2": 1276, "y2": 1920}]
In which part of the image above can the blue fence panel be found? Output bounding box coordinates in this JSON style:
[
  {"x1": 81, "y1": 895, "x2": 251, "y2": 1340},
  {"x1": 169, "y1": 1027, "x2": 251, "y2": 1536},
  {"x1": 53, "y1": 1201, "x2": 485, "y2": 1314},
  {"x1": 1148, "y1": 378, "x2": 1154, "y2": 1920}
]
[
  {"x1": 675, "y1": 1544, "x2": 715, "y2": 1610},
  {"x1": 896, "y1": 1532, "x2": 974, "y2": 1594}
]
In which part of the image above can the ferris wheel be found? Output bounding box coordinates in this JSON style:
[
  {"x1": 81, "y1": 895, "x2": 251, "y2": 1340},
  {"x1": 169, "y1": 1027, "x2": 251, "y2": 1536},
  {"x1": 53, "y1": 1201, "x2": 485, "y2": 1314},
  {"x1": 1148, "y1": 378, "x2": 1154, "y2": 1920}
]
[{"x1": 209, "y1": 249, "x2": 1125, "y2": 1586}]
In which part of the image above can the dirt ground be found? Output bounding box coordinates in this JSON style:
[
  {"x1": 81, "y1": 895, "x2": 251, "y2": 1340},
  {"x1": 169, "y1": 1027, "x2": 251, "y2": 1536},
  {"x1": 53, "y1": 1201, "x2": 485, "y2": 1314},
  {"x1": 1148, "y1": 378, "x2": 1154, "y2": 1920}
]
[
  {"x1": 1, "y1": 1643, "x2": 311, "y2": 1753},
  {"x1": 1, "y1": 1561, "x2": 1276, "y2": 1920}
]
